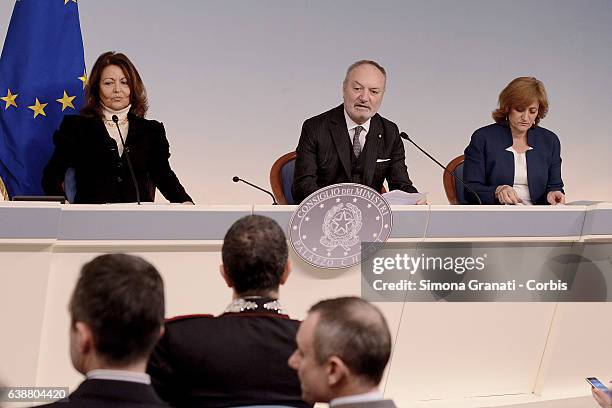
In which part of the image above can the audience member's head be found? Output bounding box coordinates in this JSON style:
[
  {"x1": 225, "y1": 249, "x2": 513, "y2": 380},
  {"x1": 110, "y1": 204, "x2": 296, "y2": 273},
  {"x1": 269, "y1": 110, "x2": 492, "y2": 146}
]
[
  {"x1": 288, "y1": 297, "x2": 391, "y2": 404},
  {"x1": 220, "y1": 215, "x2": 290, "y2": 298},
  {"x1": 69, "y1": 254, "x2": 165, "y2": 374}
]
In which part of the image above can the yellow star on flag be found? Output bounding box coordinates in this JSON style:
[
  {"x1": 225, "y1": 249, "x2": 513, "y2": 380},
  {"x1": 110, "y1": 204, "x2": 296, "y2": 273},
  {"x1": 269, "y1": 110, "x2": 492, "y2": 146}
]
[
  {"x1": 78, "y1": 70, "x2": 88, "y2": 89},
  {"x1": 28, "y1": 98, "x2": 48, "y2": 118},
  {"x1": 1, "y1": 89, "x2": 18, "y2": 110},
  {"x1": 56, "y1": 90, "x2": 76, "y2": 111},
  {"x1": 64, "y1": 0, "x2": 77, "y2": 4}
]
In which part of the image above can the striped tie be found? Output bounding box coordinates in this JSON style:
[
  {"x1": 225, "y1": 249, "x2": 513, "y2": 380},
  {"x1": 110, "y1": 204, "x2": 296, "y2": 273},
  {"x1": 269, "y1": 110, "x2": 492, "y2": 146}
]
[{"x1": 353, "y1": 126, "x2": 364, "y2": 158}]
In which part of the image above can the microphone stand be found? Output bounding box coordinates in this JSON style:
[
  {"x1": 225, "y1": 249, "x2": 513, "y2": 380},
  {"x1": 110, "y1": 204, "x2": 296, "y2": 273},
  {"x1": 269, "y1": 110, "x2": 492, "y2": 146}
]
[
  {"x1": 400, "y1": 132, "x2": 482, "y2": 205},
  {"x1": 112, "y1": 115, "x2": 141, "y2": 205},
  {"x1": 233, "y1": 176, "x2": 278, "y2": 205}
]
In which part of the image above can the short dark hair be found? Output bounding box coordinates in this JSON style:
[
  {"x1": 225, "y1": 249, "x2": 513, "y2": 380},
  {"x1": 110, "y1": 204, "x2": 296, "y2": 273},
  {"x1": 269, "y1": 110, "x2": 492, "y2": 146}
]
[
  {"x1": 309, "y1": 297, "x2": 391, "y2": 385},
  {"x1": 81, "y1": 51, "x2": 149, "y2": 118},
  {"x1": 221, "y1": 215, "x2": 288, "y2": 296},
  {"x1": 69, "y1": 254, "x2": 165, "y2": 365},
  {"x1": 492, "y1": 76, "x2": 549, "y2": 125}
]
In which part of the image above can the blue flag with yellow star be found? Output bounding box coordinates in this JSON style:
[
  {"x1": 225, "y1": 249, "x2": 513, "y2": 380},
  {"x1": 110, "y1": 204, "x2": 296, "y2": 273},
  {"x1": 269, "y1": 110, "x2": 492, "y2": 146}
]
[{"x1": 0, "y1": 0, "x2": 86, "y2": 197}]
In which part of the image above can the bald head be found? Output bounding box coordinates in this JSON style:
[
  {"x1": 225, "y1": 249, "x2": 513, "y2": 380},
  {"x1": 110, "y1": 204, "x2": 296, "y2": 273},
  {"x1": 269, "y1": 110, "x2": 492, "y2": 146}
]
[{"x1": 309, "y1": 297, "x2": 391, "y2": 385}]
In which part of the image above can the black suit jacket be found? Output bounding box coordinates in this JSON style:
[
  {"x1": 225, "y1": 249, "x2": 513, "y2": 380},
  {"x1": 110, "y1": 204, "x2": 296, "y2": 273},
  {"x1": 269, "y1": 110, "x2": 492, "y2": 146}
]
[
  {"x1": 292, "y1": 104, "x2": 417, "y2": 204},
  {"x1": 147, "y1": 300, "x2": 310, "y2": 408},
  {"x1": 39, "y1": 379, "x2": 169, "y2": 408},
  {"x1": 42, "y1": 114, "x2": 192, "y2": 204}
]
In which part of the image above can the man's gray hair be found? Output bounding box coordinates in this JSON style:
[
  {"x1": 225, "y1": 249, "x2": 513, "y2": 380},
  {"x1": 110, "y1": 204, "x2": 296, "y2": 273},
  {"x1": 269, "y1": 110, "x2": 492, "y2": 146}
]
[
  {"x1": 344, "y1": 60, "x2": 387, "y2": 83},
  {"x1": 309, "y1": 297, "x2": 391, "y2": 385}
]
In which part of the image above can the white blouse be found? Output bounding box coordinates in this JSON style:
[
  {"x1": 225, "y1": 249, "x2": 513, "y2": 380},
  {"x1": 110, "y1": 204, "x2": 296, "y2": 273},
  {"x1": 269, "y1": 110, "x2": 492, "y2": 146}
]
[
  {"x1": 506, "y1": 146, "x2": 533, "y2": 205},
  {"x1": 101, "y1": 103, "x2": 131, "y2": 157}
]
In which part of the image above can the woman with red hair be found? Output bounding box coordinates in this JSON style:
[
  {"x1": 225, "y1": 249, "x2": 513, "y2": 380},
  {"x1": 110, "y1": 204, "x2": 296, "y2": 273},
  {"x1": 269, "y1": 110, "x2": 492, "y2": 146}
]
[{"x1": 463, "y1": 77, "x2": 565, "y2": 205}]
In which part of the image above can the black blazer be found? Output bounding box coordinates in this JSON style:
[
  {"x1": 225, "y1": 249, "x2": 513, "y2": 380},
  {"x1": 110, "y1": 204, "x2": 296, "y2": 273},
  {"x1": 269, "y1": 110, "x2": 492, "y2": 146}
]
[
  {"x1": 292, "y1": 104, "x2": 418, "y2": 204},
  {"x1": 42, "y1": 114, "x2": 192, "y2": 204},
  {"x1": 147, "y1": 300, "x2": 310, "y2": 408},
  {"x1": 39, "y1": 379, "x2": 169, "y2": 408},
  {"x1": 463, "y1": 123, "x2": 564, "y2": 205}
]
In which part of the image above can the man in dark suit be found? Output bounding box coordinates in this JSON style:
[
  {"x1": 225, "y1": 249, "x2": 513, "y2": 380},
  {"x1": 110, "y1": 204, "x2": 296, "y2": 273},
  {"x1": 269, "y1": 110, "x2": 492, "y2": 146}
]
[
  {"x1": 288, "y1": 297, "x2": 397, "y2": 408},
  {"x1": 41, "y1": 254, "x2": 168, "y2": 408},
  {"x1": 148, "y1": 215, "x2": 310, "y2": 408},
  {"x1": 292, "y1": 60, "x2": 419, "y2": 204}
]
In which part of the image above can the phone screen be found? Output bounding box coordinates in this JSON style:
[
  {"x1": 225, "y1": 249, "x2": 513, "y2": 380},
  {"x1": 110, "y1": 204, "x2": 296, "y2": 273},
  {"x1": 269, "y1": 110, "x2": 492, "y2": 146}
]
[{"x1": 587, "y1": 377, "x2": 610, "y2": 392}]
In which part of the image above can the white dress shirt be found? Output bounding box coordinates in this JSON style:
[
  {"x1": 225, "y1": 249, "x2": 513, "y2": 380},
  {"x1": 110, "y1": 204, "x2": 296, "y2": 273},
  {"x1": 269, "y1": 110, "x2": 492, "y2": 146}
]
[
  {"x1": 344, "y1": 109, "x2": 370, "y2": 148},
  {"x1": 86, "y1": 369, "x2": 151, "y2": 384},
  {"x1": 330, "y1": 390, "x2": 384, "y2": 407},
  {"x1": 506, "y1": 146, "x2": 533, "y2": 205}
]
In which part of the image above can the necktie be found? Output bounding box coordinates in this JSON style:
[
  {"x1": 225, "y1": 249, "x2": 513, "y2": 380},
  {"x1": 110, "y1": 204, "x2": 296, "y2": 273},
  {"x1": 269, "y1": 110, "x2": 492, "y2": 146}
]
[{"x1": 353, "y1": 126, "x2": 364, "y2": 158}]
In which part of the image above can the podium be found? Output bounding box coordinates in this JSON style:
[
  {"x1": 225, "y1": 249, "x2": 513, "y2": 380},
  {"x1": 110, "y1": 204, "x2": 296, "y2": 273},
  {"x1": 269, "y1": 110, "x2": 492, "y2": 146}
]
[{"x1": 1, "y1": 202, "x2": 610, "y2": 407}]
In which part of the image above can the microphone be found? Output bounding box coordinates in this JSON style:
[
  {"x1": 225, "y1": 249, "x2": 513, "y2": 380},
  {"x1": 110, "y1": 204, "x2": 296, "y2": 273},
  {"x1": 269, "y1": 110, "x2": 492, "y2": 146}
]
[
  {"x1": 112, "y1": 115, "x2": 141, "y2": 205},
  {"x1": 399, "y1": 132, "x2": 482, "y2": 205},
  {"x1": 233, "y1": 176, "x2": 278, "y2": 205}
]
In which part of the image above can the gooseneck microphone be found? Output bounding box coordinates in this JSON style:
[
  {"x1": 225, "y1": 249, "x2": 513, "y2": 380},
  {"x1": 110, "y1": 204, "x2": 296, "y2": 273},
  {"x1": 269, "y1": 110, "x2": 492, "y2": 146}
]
[
  {"x1": 232, "y1": 176, "x2": 278, "y2": 205},
  {"x1": 399, "y1": 132, "x2": 482, "y2": 205},
  {"x1": 112, "y1": 115, "x2": 141, "y2": 205}
]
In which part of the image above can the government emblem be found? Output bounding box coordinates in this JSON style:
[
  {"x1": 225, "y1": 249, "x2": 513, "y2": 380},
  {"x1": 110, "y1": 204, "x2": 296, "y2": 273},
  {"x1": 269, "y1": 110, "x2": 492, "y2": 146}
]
[{"x1": 289, "y1": 183, "x2": 392, "y2": 269}]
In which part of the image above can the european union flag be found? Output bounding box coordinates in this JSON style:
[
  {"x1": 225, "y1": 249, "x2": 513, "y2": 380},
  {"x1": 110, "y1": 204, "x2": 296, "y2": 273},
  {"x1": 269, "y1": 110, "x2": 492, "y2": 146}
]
[{"x1": 0, "y1": 0, "x2": 85, "y2": 197}]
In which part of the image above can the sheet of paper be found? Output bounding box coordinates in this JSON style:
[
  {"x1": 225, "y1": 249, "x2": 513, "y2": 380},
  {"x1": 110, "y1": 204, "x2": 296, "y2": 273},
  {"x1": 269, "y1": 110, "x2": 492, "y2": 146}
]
[{"x1": 382, "y1": 190, "x2": 427, "y2": 205}]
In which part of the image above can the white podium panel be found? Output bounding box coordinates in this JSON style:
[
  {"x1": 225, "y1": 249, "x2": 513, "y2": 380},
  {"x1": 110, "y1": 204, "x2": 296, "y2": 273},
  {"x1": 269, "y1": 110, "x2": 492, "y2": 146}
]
[{"x1": 0, "y1": 202, "x2": 610, "y2": 408}]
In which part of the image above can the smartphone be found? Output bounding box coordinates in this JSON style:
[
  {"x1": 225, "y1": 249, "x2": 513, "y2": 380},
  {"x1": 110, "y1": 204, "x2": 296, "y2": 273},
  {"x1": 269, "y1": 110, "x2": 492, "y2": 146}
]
[{"x1": 587, "y1": 377, "x2": 610, "y2": 392}]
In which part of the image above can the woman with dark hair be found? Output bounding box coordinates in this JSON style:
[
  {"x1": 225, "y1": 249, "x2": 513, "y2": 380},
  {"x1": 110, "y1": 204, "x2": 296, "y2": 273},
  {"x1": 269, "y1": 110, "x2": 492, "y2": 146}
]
[
  {"x1": 463, "y1": 77, "x2": 565, "y2": 205},
  {"x1": 42, "y1": 51, "x2": 192, "y2": 204}
]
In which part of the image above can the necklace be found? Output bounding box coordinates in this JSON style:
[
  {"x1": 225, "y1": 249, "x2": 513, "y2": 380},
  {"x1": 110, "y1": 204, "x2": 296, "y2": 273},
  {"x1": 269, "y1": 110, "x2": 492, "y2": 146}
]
[{"x1": 104, "y1": 117, "x2": 128, "y2": 127}]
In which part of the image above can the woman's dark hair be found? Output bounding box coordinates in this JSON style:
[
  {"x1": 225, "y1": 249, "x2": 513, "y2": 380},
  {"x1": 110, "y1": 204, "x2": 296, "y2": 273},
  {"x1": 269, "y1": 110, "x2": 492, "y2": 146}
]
[{"x1": 81, "y1": 51, "x2": 148, "y2": 118}]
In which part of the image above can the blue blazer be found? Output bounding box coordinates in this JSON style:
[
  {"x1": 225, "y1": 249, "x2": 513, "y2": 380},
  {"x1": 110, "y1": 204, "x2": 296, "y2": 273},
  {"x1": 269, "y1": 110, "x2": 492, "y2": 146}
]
[{"x1": 463, "y1": 123, "x2": 564, "y2": 205}]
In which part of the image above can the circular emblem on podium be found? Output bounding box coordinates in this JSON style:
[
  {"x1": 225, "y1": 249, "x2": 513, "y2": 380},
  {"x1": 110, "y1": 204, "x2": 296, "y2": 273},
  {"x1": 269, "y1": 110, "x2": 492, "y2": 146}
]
[{"x1": 289, "y1": 183, "x2": 392, "y2": 269}]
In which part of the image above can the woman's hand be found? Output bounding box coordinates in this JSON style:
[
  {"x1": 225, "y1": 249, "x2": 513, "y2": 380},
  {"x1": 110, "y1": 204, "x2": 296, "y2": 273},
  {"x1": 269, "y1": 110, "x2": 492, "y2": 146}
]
[
  {"x1": 495, "y1": 185, "x2": 522, "y2": 205},
  {"x1": 547, "y1": 191, "x2": 565, "y2": 205}
]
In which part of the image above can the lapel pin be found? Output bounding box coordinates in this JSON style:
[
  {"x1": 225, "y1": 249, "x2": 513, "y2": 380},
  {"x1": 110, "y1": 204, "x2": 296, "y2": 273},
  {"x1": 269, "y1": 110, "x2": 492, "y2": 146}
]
[{"x1": 378, "y1": 134, "x2": 382, "y2": 138}]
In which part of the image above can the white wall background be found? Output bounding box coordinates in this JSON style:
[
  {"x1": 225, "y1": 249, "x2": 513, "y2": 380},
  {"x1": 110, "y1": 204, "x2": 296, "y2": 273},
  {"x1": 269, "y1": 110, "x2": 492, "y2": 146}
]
[{"x1": 2, "y1": 0, "x2": 611, "y2": 205}]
